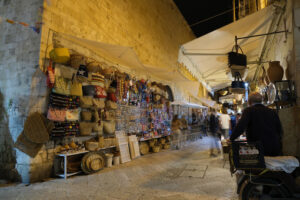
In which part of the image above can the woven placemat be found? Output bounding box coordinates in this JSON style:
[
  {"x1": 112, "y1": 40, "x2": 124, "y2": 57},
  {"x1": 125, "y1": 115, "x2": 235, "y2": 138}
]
[{"x1": 24, "y1": 112, "x2": 49, "y2": 144}]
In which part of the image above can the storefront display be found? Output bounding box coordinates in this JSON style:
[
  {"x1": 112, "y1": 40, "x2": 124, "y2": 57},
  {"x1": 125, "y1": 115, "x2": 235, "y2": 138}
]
[{"x1": 46, "y1": 47, "x2": 174, "y2": 178}]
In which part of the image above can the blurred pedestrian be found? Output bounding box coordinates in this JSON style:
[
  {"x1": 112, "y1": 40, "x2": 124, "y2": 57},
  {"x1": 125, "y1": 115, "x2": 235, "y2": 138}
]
[
  {"x1": 171, "y1": 115, "x2": 182, "y2": 150},
  {"x1": 219, "y1": 109, "x2": 231, "y2": 139},
  {"x1": 208, "y1": 109, "x2": 221, "y2": 157}
]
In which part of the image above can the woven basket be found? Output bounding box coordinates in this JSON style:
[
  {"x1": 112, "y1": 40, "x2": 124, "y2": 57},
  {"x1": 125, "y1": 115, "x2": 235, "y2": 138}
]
[
  {"x1": 152, "y1": 145, "x2": 160, "y2": 153},
  {"x1": 70, "y1": 54, "x2": 86, "y2": 69},
  {"x1": 85, "y1": 141, "x2": 99, "y2": 151},
  {"x1": 163, "y1": 143, "x2": 170, "y2": 149},
  {"x1": 139, "y1": 142, "x2": 150, "y2": 155}
]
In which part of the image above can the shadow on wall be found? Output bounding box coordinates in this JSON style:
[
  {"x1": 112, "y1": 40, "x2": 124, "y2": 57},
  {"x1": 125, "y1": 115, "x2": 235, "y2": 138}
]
[{"x1": 0, "y1": 90, "x2": 20, "y2": 182}]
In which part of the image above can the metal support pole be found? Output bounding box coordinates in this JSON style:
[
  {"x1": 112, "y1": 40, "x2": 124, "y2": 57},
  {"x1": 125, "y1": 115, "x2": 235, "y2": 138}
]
[{"x1": 235, "y1": 30, "x2": 288, "y2": 41}]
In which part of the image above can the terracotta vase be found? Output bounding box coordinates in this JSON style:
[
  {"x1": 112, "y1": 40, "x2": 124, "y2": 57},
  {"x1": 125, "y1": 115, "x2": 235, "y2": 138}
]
[{"x1": 267, "y1": 61, "x2": 284, "y2": 83}]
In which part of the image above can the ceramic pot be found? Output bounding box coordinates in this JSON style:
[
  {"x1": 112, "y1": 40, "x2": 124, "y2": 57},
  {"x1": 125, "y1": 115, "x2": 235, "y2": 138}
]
[{"x1": 267, "y1": 61, "x2": 283, "y2": 83}]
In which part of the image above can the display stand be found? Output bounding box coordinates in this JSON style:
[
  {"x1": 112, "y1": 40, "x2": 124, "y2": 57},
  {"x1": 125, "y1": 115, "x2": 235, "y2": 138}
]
[{"x1": 56, "y1": 150, "x2": 88, "y2": 179}]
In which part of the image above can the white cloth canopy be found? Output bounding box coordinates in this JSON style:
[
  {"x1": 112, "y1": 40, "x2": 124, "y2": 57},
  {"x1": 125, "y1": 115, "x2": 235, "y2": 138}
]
[
  {"x1": 178, "y1": 6, "x2": 275, "y2": 91},
  {"x1": 53, "y1": 32, "x2": 208, "y2": 105}
]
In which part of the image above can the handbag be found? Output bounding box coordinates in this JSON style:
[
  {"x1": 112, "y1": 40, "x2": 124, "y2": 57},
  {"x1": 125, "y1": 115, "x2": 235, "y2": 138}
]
[
  {"x1": 70, "y1": 80, "x2": 83, "y2": 96},
  {"x1": 94, "y1": 86, "x2": 107, "y2": 98},
  {"x1": 90, "y1": 73, "x2": 105, "y2": 87},
  {"x1": 66, "y1": 109, "x2": 80, "y2": 121},
  {"x1": 87, "y1": 61, "x2": 102, "y2": 73},
  {"x1": 92, "y1": 98, "x2": 105, "y2": 109},
  {"x1": 49, "y1": 92, "x2": 80, "y2": 108},
  {"x1": 104, "y1": 110, "x2": 116, "y2": 121},
  {"x1": 80, "y1": 96, "x2": 93, "y2": 108},
  {"x1": 53, "y1": 76, "x2": 71, "y2": 95},
  {"x1": 82, "y1": 85, "x2": 95, "y2": 96},
  {"x1": 55, "y1": 64, "x2": 77, "y2": 79},
  {"x1": 49, "y1": 48, "x2": 70, "y2": 64},
  {"x1": 47, "y1": 107, "x2": 66, "y2": 122},
  {"x1": 105, "y1": 100, "x2": 117, "y2": 110},
  {"x1": 81, "y1": 111, "x2": 92, "y2": 121},
  {"x1": 70, "y1": 54, "x2": 86, "y2": 69},
  {"x1": 76, "y1": 65, "x2": 89, "y2": 82},
  {"x1": 79, "y1": 122, "x2": 94, "y2": 136},
  {"x1": 103, "y1": 120, "x2": 115, "y2": 135}
]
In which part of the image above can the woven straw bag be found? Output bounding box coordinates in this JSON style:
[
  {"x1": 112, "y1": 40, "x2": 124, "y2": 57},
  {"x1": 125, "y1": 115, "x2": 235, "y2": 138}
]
[
  {"x1": 80, "y1": 96, "x2": 93, "y2": 108},
  {"x1": 105, "y1": 100, "x2": 117, "y2": 110},
  {"x1": 53, "y1": 76, "x2": 71, "y2": 95},
  {"x1": 86, "y1": 61, "x2": 102, "y2": 73},
  {"x1": 81, "y1": 111, "x2": 92, "y2": 121},
  {"x1": 55, "y1": 64, "x2": 76, "y2": 79},
  {"x1": 103, "y1": 120, "x2": 115, "y2": 135},
  {"x1": 92, "y1": 98, "x2": 105, "y2": 109},
  {"x1": 79, "y1": 122, "x2": 94, "y2": 136},
  {"x1": 70, "y1": 54, "x2": 86, "y2": 69}
]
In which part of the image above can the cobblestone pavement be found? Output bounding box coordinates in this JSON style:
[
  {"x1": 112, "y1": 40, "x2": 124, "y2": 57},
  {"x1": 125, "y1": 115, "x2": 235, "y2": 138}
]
[{"x1": 0, "y1": 137, "x2": 238, "y2": 200}]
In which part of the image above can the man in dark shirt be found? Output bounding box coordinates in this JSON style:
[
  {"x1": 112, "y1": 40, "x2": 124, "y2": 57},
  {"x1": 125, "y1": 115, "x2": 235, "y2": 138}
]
[{"x1": 230, "y1": 92, "x2": 282, "y2": 156}]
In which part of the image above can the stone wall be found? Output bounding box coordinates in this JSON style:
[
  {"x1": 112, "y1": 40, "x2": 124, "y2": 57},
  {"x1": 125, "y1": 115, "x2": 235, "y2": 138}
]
[
  {"x1": 0, "y1": 0, "x2": 195, "y2": 183},
  {"x1": 0, "y1": 0, "x2": 44, "y2": 182},
  {"x1": 262, "y1": 0, "x2": 300, "y2": 157},
  {"x1": 39, "y1": 0, "x2": 195, "y2": 70}
]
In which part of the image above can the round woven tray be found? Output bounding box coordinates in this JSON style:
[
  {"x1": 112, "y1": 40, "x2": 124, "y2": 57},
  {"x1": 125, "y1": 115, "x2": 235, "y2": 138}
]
[{"x1": 81, "y1": 152, "x2": 105, "y2": 174}]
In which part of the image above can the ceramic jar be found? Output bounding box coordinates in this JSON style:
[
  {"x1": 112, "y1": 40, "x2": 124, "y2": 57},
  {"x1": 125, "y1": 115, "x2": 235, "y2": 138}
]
[{"x1": 267, "y1": 61, "x2": 283, "y2": 83}]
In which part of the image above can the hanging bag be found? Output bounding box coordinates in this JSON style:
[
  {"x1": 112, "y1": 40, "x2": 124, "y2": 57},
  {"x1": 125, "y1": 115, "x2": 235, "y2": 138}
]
[
  {"x1": 94, "y1": 86, "x2": 107, "y2": 98},
  {"x1": 92, "y1": 98, "x2": 105, "y2": 109},
  {"x1": 76, "y1": 65, "x2": 89, "y2": 82},
  {"x1": 103, "y1": 120, "x2": 116, "y2": 135},
  {"x1": 66, "y1": 109, "x2": 80, "y2": 121},
  {"x1": 80, "y1": 96, "x2": 93, "y2": 108},
  {"x1": 79, "y1": 122, "x2": 94, "y2": 136},
  {"x1": 46, "y1": 61, "x2": 55, "y2": 88},
  {"x1": 105, "y1": 100, "x2": 117, "y2": 110},
  {"x1": 70, "y1": 54, "x2": 86, "y2": 69},
  {"x1": 55, "y1": 64, "x2": 77, "y2": 79},
  {"x1": 53, "y1": 76, "x2": 71, "y2": 95},
  {"x1": 47, "y1": 108, "x2": 66, "y2": 122}
]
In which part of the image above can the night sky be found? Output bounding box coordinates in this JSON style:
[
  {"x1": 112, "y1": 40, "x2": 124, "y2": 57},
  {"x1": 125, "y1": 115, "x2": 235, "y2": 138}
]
[{"x1": 174, "y1": 0, "x2": 234, "y2": 37}]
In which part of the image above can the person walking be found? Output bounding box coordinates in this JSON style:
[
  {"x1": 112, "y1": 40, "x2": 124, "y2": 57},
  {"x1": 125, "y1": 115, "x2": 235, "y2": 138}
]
[
  {"x1": 208, "y1": 109, "x2": 221, "y2": 157},
  {"x1": 180, "y1": 115, "x2": 188, "y2": 146},
  {"x1": 219, "y1": 109, "x2": 231, "y2": 139},
  {"x1": 171, "y1": 115, "x2": 182, "y2": 150}
]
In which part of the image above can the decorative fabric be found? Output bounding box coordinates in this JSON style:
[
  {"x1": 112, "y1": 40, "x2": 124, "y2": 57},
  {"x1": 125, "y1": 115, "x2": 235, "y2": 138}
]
[
  {"x1": 66, "y1": 109, "x2": 80, "y2": 121},
  {"x1": 47, "y1": 107, "x2": 66, "y2": 122},
  {"x1": 53, "y1": 76, "x2": 71, "y2": 95},
  {"x1": 94, "y1": 86, "x2": 107, "y2": 98},
  {"x1": 55, "y1": 64, "x2": 77, "y2": 79},
  {"x1": 49, "y1": 92, "x2": 80, "y2": 109}
]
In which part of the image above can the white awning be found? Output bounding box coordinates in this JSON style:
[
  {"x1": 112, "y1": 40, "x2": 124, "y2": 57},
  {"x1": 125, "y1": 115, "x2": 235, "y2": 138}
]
[{"x1": 178, "y1": 6, "x2": 275, "y2": 91}]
